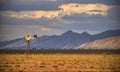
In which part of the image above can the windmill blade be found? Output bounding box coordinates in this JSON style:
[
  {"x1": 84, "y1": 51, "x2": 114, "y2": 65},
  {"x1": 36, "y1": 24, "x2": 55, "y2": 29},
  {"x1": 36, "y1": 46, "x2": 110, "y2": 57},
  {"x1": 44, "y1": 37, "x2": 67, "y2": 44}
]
[{"x1": 25, "y1": 33, "x2": 31, "y2": 41}]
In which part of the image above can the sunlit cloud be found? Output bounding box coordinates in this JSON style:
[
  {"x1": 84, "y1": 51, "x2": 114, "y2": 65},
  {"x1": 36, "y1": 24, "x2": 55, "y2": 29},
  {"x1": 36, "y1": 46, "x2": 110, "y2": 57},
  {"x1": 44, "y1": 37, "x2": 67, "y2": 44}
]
[
  {"x1": 41, "y1": 27, "x2": 51, "y2": 31},
  {"x1": 59, "y1": 3, "x2": 112, "y2": 16},
  {"x1": 0, "y1": 11, "x2": 60, "y2": 19},
  {"x1": 0, "y1": 3, "x2": 113, "y2": 19}
]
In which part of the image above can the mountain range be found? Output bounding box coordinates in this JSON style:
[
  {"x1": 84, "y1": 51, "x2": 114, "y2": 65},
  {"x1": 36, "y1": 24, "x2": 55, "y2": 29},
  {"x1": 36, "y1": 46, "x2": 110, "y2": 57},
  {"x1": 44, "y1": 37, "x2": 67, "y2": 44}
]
[
  {"x1": 0, "y1": 30, "x2": 120, "y2": 49},
  {"x1": 76, "y1": 37, "x2": 120, "y2": 49}
]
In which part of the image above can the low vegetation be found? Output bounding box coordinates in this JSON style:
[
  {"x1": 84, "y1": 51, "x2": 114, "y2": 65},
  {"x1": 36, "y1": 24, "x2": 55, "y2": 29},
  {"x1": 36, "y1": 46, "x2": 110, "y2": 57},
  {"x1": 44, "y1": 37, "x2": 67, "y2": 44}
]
[{"x1": 0, "y1": 54, "x2": 120, "y2": 72}]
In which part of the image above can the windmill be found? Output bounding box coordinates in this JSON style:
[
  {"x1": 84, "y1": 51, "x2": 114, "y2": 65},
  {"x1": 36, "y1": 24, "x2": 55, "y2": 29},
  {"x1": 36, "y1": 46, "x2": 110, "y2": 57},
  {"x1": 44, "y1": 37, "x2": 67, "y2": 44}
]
[{"x1": 25, "y1": 33, "x2": 31, "y2": 54}]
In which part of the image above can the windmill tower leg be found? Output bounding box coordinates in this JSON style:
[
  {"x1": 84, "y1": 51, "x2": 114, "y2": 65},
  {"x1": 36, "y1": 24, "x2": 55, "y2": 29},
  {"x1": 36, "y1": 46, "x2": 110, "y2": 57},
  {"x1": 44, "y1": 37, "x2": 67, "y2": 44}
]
[{"x1": 27, "y1": 40, "x2": 30, "y2": 54}]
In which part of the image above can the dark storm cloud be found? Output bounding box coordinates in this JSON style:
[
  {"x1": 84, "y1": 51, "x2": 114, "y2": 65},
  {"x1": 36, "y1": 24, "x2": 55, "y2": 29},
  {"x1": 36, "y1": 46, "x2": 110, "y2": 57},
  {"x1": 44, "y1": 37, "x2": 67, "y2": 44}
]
[
  {"x1": 61, "y1": 16, "x2": 120, "y2": 32},
  {"x1": 0, "y1": 0, "x2": 60, "y2": 11},
  {"x1": 0, "y1": 15, "x2": 67, "y2": 30},
  {"x1": 57, "y1": 0, "x2": 120, "y2": 5},
  {"x1": 1, "y1": 11, "x2": 120, "y2": 32},
  {"x1": 62, "y1": 14, "x2": 104, "y2": 21},
  {"x1": 108, "y1": 6, "x2": 120, "y2": 18},
  {"x1": 0, "y1": 2, "x2": 119, "y2": 30},
  {"x1": 0, "y1": 0, "x2": 119, "y2": 11}
]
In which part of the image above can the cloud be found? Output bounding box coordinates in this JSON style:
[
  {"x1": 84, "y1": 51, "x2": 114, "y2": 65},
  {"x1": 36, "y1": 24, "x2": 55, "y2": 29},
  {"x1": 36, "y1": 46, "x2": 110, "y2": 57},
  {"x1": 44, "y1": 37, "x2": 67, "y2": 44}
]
[
  {"x1": 0, "y1": 24, "x2": 64, "y2": 41},
  {"x1": 41, "y1": 27, "x2": 51, "y2": 31},
  {"x1": 0, "y1": 3, "x2": 112, "y2": 19},
  {"x1": 0, "y1": 0, "x2": 59, "y2": 11},
  {"x1": 0, "y1": 0, "x2": 6, "y2": 3},
  {"x1": 59, "y1": 3, "x2": 112, "y2": 16},
  {"x1": 0, "y1": 0, "x2": 119, "y2": 11},
  {"x1": 1, "y1": 0, "x2": 57, "y2": 3},
  {"x1": 0, "y1": 11, "x2": 60, "y2": 19},
  {"x1": 107, "y1": 6, "x2": 120, "y2": 18},
  {"x1": 57, "y1": 0, "x2": 120, "y2": 5}
]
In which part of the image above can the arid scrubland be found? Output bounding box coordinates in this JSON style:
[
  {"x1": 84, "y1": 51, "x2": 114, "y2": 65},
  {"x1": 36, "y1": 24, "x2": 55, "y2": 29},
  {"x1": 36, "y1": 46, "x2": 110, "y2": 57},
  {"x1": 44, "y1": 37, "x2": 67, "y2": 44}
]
[{"x1": 0, "y1": 54, "x2": 120, "y2": 72}]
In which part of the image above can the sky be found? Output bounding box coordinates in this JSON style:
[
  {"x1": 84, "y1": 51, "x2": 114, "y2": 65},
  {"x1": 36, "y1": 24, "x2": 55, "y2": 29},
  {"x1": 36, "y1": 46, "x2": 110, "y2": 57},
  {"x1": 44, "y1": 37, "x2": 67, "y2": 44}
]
[{"x1": 0, "y1": 0, "x2": 120, "y2": 41}]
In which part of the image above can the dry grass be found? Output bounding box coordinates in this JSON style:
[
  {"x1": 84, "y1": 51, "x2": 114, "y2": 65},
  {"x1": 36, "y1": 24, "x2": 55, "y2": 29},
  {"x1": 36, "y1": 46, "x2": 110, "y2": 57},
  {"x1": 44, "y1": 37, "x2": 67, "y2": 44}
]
[{"x1": 0, "y1": 54, "x2": 120, "y2": 72}]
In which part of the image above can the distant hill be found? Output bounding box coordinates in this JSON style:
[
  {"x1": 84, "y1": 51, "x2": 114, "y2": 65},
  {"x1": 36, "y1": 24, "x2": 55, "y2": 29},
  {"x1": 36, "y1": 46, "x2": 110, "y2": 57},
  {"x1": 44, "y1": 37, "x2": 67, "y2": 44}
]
[
  {"x1": 31, "y1": 30, "x2": 93, "y2": 49},
  {"x1": 76, "y1": 37, "x2": 120, "y2": 49},
  {"x1": 0, "y1": 30, "x2": 120, "y2": 49}
]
